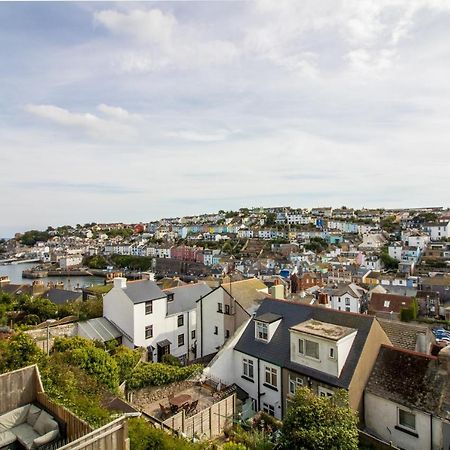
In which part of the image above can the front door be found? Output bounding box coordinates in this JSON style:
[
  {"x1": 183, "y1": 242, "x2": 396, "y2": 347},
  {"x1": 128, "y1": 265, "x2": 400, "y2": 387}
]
[{"x1": 157, "y1": 343, "x2": 170, "y2": 362}]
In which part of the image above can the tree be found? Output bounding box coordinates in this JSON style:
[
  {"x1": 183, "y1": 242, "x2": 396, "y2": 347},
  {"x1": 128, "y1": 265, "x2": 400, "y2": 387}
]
[
  {"x1": 380, "y1": 251, "x2": 399, "y2": 270},
  {"x1": 265, "y1": 213, "x2": 276, "y2": 226},
  {"x1": 0, "y1": 333, "x2": 43, "y2": 373},
  {"x1": 280, "y1": 388, "x2": 358, "y2": 450}
]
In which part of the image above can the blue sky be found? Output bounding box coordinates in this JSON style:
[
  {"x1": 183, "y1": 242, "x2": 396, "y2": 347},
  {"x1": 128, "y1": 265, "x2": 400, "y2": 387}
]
[{"x1": 1, "y1": 1, "x2": 450, "y2": 236}]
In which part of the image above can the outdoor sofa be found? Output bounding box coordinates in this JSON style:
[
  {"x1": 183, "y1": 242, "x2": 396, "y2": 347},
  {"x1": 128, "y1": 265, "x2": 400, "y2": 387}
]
[{"x1": 0, "y1": 404, "x2": 60, "y2": 450}]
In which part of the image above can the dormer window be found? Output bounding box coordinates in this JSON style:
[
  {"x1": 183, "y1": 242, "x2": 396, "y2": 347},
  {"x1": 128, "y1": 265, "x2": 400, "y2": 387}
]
[
  {"x1": 299, "y1": 338, "x2": 319, "y2": 359},
  {"x1": 256, "y1": 322, "x2": 268, "y2": 341}
]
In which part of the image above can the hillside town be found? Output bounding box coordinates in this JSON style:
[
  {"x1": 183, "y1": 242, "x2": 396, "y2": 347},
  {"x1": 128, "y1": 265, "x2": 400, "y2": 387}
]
[{"x1": 1, "y1": 205, "x2": 449, "y2": 449}]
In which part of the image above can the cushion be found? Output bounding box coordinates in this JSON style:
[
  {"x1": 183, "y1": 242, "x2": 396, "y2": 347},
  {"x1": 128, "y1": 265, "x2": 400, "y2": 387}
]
[
  {"x1": 32, "y1": 429, "x2": 59, "y2": 448},
  {"x1": 27, "y1": 405, "x2": 41, "y2": 427},
  {"x1": 0, "y1": 405, "x2": 30, "y2": 430},
  {"x1": 0, "y1": 430, "x2": 17, "y2": 447},
  {"x1": 33, "y1": 410, "x2": 55, "y2": 436},
  {"x1": 11, "y1": 423, "x2": 39, "y2": 450}
]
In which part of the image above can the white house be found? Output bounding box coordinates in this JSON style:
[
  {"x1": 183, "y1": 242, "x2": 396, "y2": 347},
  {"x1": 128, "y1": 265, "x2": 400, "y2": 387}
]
[
  {"x1": 365, "y1": 345, "x2": 450, "y2": 450},
  {"x1": 425, "y1": 221, "x2": 450, "y2": 241},
  {"x1": 322, "y1": 283, "x2": 367, "y2": 314},
  {"x1": 103, "y1": 278, "x2": 211, "y2": 363},
  {"x1": 206, "y1": 298, "x2": 389, "y2": 421}
]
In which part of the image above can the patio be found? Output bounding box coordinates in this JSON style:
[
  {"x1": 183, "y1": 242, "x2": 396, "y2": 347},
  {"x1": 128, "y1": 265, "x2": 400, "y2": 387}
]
[{"x1": 141, "y1": 383, "x2": 222, "y2": 420}]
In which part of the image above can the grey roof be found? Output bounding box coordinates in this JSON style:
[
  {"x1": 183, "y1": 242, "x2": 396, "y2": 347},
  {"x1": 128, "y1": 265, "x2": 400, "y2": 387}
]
[
  {"x1": 123, "y1": 280, "x2": 166, "y2": 304},
  {"x1": 43, "y1": 288, "x2": 82, "y2": 305},
  {"x1": 234, "y1": 298, "x2": 375, "y2": 389},
  {"x1": 157, "y1": 339, "x2": 172, "y2": 347},
  {"x1": 77, "y1": 317, "x2": 122, "y2": 342},
  {"x1": 254, "y1": 312, "x2": 282, "y2": 323},
  {"x1": 165, "y1": 283, "x2": 212, "y2": 315}
]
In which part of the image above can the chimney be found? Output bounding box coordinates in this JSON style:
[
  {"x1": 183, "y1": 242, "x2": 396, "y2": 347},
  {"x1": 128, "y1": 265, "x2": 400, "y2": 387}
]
[
  {"x1": 113, "y1": 277, "x2": 127, "y2": 289},
  {"x1": 415, "y1": 331, "x2": 428, "y2": 354},
  {"x1": 438, "y1": 345, "x2": 450, "y2": 375}
]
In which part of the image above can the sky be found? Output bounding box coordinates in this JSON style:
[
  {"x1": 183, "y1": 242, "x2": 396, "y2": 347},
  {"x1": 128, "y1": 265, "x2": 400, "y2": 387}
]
[{"x1": 1, "y1": 1, "x2": 450, "y2": 237}]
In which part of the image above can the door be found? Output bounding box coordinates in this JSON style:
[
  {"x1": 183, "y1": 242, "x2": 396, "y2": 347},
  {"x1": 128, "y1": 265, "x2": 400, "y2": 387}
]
[{"x1": 157, "y1": 343, "x2": 170, "y2": 362}]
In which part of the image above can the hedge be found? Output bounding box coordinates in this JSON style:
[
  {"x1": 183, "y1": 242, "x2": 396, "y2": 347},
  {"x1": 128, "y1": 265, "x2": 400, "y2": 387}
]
[{"x1": 127, "y1": 362, "x2": 203, "y2": 390}]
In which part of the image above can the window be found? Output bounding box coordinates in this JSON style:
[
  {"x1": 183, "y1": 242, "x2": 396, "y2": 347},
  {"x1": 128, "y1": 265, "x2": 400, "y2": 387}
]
[
  {"x1": 145, "y1": 325, "x2": 153, "y2": 339},
  {"x1": 299, "y1": 339, "x2": 319, "y2": 359},
  {"x1": 243, "y1": 358, "x2": 254, "y2": 380},
  {"x1": 398, "y1": 409, "x2": 416, "y2": 431},
  {"x1": 225, "y1": 329, "x2": 230, "y2": 338},
  {"x1": 217, "y1": 303, "x2": 223, "y2": 313},
  {"x1": 288, "y1": 375, "x2": 303, "y2": 395},
  {"x1": 145, "y1": 301, "x2": 153, "y2": 315},
  {"x1": 225, "y1": 304, "x2": 230, "y2": 315},
  {"x1": 167, "y1": 293, "x2": 174, "y2": 302},
  {"x1": 262, "y1": 403, "x2": 275, "y2": 416},
  {"x1": 177, "y1": 314, "x2": 184, "y2": 327},
  {"x1": 329, "y1": 348, "x2": 335, "y2": 359},
  {"x1": 256, "y1": 322, "x2": 268, "y2": 341},
  {"x1": 345, "y1": 307, "x2": 350, "y2": 312},
  {"x1": 345, "y1": 298, "x2": 350, "y2": 306},
  {"x1": 318, "y1": 387, "x2": 334, "y2": 397},
  {"x1": 178, "y1": 334, "x2": 184, "y2": 347},
  {"x1": 191, "y1": 330, "x2": 195, "y2": 339},
  {"x1": 264, "y1": 366, "x2": 277, "y2": 388},
  {"x1": 214, "y1": 326, "x2": 218, "y2": 335}
]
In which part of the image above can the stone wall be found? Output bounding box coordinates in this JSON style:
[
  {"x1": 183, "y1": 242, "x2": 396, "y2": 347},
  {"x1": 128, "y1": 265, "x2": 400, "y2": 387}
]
[
  {"x1": 25, "y1": 323, "x2": 77, "y2": 353},
  {"x1": 129, "y1": 380, "x2": 195, "y2": 409}
]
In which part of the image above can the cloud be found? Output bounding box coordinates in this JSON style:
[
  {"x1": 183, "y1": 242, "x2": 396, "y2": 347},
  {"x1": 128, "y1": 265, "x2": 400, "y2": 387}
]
[
  {"x1": 94, "y1": 7, "x2": 239, "y2": 72},
  {"x1": 97, "y1": 104, "x2": 141, "y2": 121},
  {"x1": 165, "y1": 129, "x2": 235, "y2": 142},
  {"x1": 24, "y1": 104, "x2": 136, "y2": 138}
]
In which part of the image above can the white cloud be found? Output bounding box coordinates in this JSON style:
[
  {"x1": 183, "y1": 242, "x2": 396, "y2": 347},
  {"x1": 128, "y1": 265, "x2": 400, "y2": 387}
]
[
  {"x1": 97, "y1": 104, "x2": 141, "y2": 121},
  {"x1": 166, "y1": 129, "x2": 234, "y2": 142},
  {"x1": 24, "y1": 104, "x2": 136, "y2": 139}
]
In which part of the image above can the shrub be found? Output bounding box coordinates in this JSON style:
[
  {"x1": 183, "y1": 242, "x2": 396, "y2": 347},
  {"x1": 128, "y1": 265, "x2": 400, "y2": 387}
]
[
  {"x1": 280, "y1": 388, "x2": 358, "y2": 450},
  {"x1": 162, "y1": 353, "x2": 182, "y2": 367},
  {"x1": 0, "y1": 333, "x2": 43, "y2": 373},
  {"x1": 128, "y1": 418, "x2": 206, "y2": 450},
  {"x1": 127, "y1": 362, "x2": 203, "y2": 390},
  {"x1": 222, "y1": 443, "x2": 247, "y2": 450},
  {"x1": 112, "y1": 346, "x2": 141, "y2": 383}
]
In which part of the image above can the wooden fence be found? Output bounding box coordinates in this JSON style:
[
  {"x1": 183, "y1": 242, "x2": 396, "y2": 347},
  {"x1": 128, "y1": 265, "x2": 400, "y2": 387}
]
[
  {"x1": 36, "y1": 391, "x2": 93, "y2": 440},
  {"x1": 359, "y1": 430, "x2": 399, "y2": 450},
  {"x1": 58, "y1": 416, "x2": 129, "y2": 450},
  {"x1": 163, "y1": 393, "x2": 236, "y2": 440},
  {"x1": 0, "y1": 365, "x2": 37, "y2": 414}
]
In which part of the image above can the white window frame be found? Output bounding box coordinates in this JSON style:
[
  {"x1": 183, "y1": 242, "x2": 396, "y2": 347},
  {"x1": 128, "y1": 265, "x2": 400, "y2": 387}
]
[
  {"x1": 145, "y1": 325, "x2": 153, "y2": 339},
  {"x1": 262, "y1": 402, "x2": 275, "y2": 417},
  {"x1": 264, "y1": 366, "x2": 278, "y2": 388},
  {"x1": 398, "y1": 408, "x2": 416, "y2": 431},
  {"x1": 242, "y1": 358, "x2": 254, "y2": 380},
  {"x1": 318, "y1": 386, "x2": 334, "y2": 398},
  {"x1": 256, "y1": 321, "x2": 268, "y2": 341},
  {"x1": 288, "y1": 374, "x2": 303, "y2": 395},
  {"x1": 299, "y1": 338, "x2": 319, "y2": 360}
]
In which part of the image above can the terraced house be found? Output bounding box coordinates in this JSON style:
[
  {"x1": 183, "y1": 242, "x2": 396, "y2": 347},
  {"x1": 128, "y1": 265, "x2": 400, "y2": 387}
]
[{"x1": 206, "y1": 298, "x2": 391, "y2": 420}]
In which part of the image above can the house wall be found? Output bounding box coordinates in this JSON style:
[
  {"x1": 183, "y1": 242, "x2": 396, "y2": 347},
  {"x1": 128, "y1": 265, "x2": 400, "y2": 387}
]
[
  {"x1": 364, "y1": 392, "x2": 444, "y2": 450},
  {"x1": 197, "y1": 289, "x2": 226, "y2": 357},
  {"x1": 331, "y1": 294, "x2": 360, "y2": 313},
  {"x1": 348, "y1": 320, "x2": 391, "y2": 420},
  {"x1": 103, "y1": 288, "x2": 135, "y2": 344}
]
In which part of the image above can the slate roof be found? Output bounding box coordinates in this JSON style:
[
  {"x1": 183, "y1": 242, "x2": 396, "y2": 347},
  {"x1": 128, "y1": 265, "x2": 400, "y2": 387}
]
[
  {"x1": 164, "y1": 283, "x2": 212, "y2": 315},
  {"x1": 122, "y1": 280, "x2": 166, "y2": 304},
  {"x1": 234, "y1": 298, "x2": 375, "y2": 389},
  {"x1": 254, "y1": 312, "x2": 282, "y2": 323},
  {"x1": 366, "y1": 345, "x2": 450, "y2": 419},
  {"x1": 42, "y1": 288, "x2": 82, "y2": 305}
]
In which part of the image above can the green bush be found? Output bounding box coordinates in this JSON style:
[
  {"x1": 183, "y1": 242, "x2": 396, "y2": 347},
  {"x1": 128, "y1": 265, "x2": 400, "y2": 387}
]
[
  {"x1": 222, "y1": 443, "x2": 247, "y2": 450},
  {"x1": 400, "y1": 299, "x2": 419, "y2": 322},
  {"x1": 0, "y1": 333, "x2": 44, "y2": 373},
  {"x1": 127, "y1": 362, "x2": 203, "y2": 390},
  {"x1": 161, "y1": 353, "x2": 182, "y2": 367},
  {"x1": 112, "y1": 346, "x2": 141, "y2": 383},
  {"x1": 128, "y1": 418, "x2": 206, "y2": 450}
]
